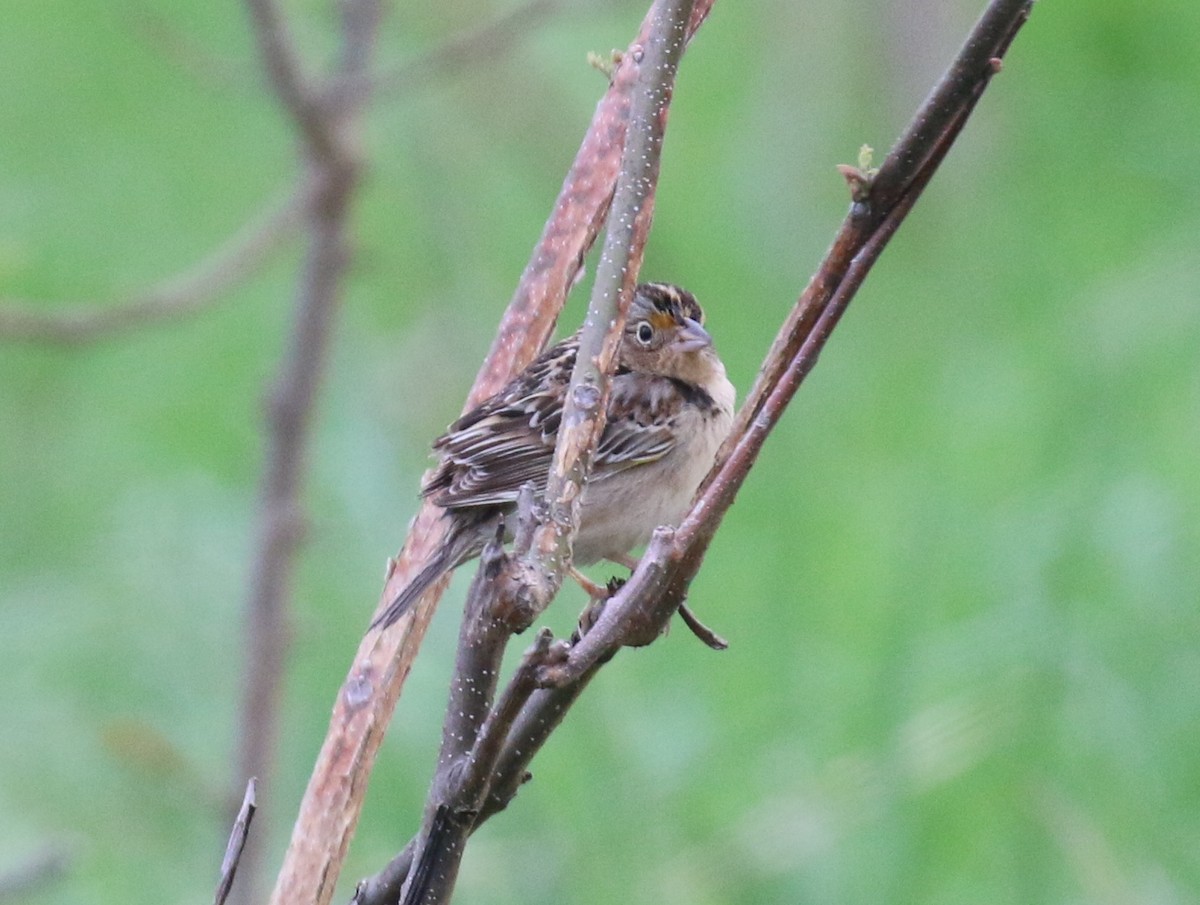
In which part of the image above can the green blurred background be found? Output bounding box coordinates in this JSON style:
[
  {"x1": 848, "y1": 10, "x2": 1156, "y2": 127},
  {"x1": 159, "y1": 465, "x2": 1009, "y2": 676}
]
[{"x1": 3, "y1": 0, "x2": 1199, "y2": 902}]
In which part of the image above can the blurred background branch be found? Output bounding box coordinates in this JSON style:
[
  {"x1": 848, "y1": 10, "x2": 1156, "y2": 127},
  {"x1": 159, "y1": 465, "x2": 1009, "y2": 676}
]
[
  {"x1": 0, "y1": 846, "x2": 71, "y2": 902},
  {"x1": 0, "y1": 188, "x2": 304, "y2": 344}
]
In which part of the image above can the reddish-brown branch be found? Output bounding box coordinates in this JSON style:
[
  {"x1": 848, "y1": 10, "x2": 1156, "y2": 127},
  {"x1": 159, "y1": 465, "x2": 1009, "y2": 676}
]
[
  {"x1": 308, "y1": 3, "x2": 1036, "y2": 904},
  {"x1": 469, "y1": 0, "x2": 716, "y2": 405}
]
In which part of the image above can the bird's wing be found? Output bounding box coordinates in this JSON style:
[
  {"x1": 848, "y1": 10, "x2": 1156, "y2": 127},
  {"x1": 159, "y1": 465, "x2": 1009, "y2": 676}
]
[
  {"x1": 423, "y1": 339, "x2": 572, "y2": 509},
  {"x1": 424, "y1": 345, "x2": 683, "y2": 509},
  {"x1": 590, "y1": 393, "x2": 677, "y2": 479}
]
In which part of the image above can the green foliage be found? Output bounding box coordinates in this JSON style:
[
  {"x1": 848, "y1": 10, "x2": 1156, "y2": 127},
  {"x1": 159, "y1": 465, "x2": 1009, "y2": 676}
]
[{"x1": 3, "y1": 1, "x2": 1199, "y2": 903}]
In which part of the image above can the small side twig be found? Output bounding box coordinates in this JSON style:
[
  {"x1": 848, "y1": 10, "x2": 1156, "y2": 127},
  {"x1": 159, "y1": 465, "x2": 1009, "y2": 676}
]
[
  {"x1": 214, "y1": 778, "x2": 259, "y2": 905},
  {"x1": 242, "y1": 0, "x2": 334, "y2": 158}
]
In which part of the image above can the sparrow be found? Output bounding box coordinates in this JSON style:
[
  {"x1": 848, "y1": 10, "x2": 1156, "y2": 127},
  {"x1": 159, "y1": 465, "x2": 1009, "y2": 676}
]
[{"x1": 374, "y1": 282, "x2": 735, "y2": 630}]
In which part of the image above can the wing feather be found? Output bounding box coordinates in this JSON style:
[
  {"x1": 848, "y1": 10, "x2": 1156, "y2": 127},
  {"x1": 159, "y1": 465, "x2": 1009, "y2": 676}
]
[{"x1": 424, "y1": 337, "x2": 684, "y2": 509}]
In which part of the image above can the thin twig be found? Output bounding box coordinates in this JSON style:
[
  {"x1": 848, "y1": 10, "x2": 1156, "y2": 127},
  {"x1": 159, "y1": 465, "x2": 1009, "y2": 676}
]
[
  {"x1": 242, "y1": 0, "x2": 333, "y2": 158},
  {"x1": 545, "y1": 0, "x2": 1036, "y2": 690},
  {"x1": 0, "y1": 188, "x2": 305, "y2": 344},
  {"x1": 268, "y1": 6, "x2": 718, "y2": 905},
  {"x1": 214, "y1": 778, "x2": 259, "y2": 905},
  {"x1": 375, "y1": 0, "x2": 563, "y2": 97}
]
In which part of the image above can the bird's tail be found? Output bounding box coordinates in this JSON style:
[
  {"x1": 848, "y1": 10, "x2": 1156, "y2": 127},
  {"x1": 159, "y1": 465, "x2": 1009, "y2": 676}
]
[{"x1": 370, "y1": 514, "x2": 489, "y2": 631}]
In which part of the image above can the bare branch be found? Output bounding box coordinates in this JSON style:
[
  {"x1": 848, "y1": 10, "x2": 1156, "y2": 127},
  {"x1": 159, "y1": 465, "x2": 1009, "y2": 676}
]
[
  {"x1": 355, "y1": 3, "x2": 1034, "y2": 902},
  {"x1": 0, "y1": 188, "x2": 305, "y2": 344},
  {"x1": 543, "y1": 0, "x2": 1036, "y2": 692},
  {"x1": 359, "y1": 7, "x2": 696, "y2": 901},
  {"x1": 238, "y1": 3, "x2": 382, "y2": 905},
  {"x1": 214, "y1": 778, "x2": 259, "y2": 905},
  {"x1": 242, "y1": 0, "x2": 334, "y2": 158},
  {"x1": 469, "y1": 0, "x2": 717, "y2": 404}
]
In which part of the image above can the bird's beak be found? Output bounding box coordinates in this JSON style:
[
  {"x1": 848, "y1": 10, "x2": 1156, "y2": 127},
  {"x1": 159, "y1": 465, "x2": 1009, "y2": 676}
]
[{"x1": 673, "y1": 317, "x2": 712, "y2": 353}]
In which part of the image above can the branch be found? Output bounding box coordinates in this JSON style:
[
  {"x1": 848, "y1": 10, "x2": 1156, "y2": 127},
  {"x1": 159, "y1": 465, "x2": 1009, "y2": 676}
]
[
  {"x1": 0, "y1": 188, "x2": 305, "y2": 344},
  {"x1": 0, "y1": 845, "x2": 70, "y2": 901},
  {"x1": 236, "y1": 3, "x2": 382, "y2": 905},
  {"x1": 358, "y1": 4, "x2": 696, "y2": 901},
  {"x1": 242, "y1": 0, "x2": 335, "y2": 158},
  {"x1": 352, "y1": 3, "x2": 1033, "y2": 903},
  {"x1": 468, "y1": 0, "x2": 716, "y2": 403},
  {"x1": 268, "y1": 4, "x2": 719, "y2": 905},
  {"x1": 523, "y1": 0, "x2": 695, "y2": 607}
]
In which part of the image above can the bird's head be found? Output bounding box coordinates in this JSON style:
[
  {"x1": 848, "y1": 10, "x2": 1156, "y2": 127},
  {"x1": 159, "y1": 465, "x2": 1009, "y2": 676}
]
[{"x1": 618, "y1": 282, "x2": 721, "y2": 384}]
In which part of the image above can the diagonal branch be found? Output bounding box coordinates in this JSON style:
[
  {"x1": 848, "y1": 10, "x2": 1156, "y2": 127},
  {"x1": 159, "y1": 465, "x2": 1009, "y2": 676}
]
[
  {"x1": 213, "y1": 778, "x2": 259, "y2": 905},
  {"x1": 0, "y1": 188, "x2": 305, "y2": 344}
]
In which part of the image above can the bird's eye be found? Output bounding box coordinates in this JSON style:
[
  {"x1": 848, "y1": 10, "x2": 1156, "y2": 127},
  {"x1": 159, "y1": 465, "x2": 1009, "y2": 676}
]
[{"x1": 635, "y1": 321, "x2": 654, "y2": 346}]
